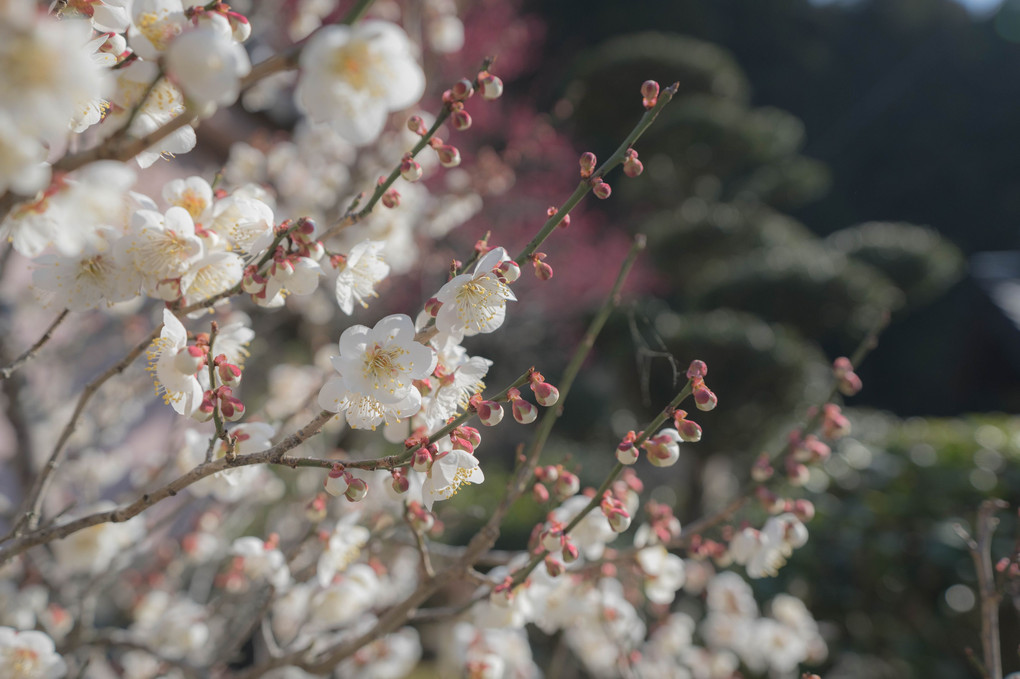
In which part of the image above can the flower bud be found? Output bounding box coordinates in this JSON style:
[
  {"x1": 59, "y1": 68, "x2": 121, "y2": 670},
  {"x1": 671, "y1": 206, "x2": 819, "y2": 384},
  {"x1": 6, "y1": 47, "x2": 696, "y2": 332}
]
[
  {"x1": 345, "y1": 477, "x2": 368, "y2": 502},
  {"x1": 512, "y1": 398, "x2": 537, "y2": 424},
  {"x1": 390, "y1": 470, "x2": 410, "y2": 495},
  {"x1": 174, "y1": 345, "x2": 206, "y2": 375},
  {"x1": 686, "y1": 360, "x2": 708, "y2": 380},
  {"x1": 644, "y1": 429, "x2": 682, "y2": 467},
  {"x1": 382, "y1": 189, "x2": 400, "y2": 209},
  {"x1": 479, "y1": 72, "x2": 503, "y2": 99},
  {"x1": 437, "y1": 145, "x2": 461, "y2": 168},
  {"x1": 491, "y1": 578, "x2": 514, "y2": 607},
  {"x1": 193, "y1": 392, "x2": 216, "y2": 422},
  {"x1": 526, "y1": 379, "x2": 555, "y2": 406},
  {"x1": 616, "y1": 441, "x2": 639, "y2": 465},
  {"x1": 532, "y1": 257, "x2": 553, "y2": 281},
  {"x1": 407, "y1": 115, "x2": 427, "y2": 135},
  {"x1": 541, "y1": 527, "x2": 563, "y2": 553},
  {"x1": 793, "y1": 499, "x2": 815, "y2": 522},
  {"x1": 785, "y1": 457, "x2": 810, "y2": 487},
  {"x1": 305, "y1": 240, "x2": 325, "y2": 261},
  {"x1": 400, "y1": 155, "x2": 423, "y2": 182},
  {"x1": 451, "y1": 108, "x2": 472, "y2": 131},
  {"x1": 451, "y1": 77, "x2": 474, "y2": 99},
  {"x1": 101, "y1": 32, "x2": 127, "y2": 55},
  {"x1": 476, "y1": 400, "x2": 504, "y2": 426},
  {"x1": 592, "y1": 178, "x2": 612, "y2": 199},
  {"x1": 412, "y1": 446, "x2": 433, "y2": 473},
  {"x1": 217, "y1": 361, "x2": 242, "y2": 387},
  {"x1": 751, "y1": 453, "x2": 774, "y2": 482},
  {"x1": 693, "y1": 385, "x2": 718, "y2": 411},
  {"x1": 544, "y1": 555, "x2": 564, "y2": 577},
  {"x1": 623, "y1": 149, "x2": 644, "y2": 177},
  {"x1": 562, "y1": 541, "x2": 579, "y2": 564},
  {"x1": 641, "y1": 80, "x2": 660, "y2": 109},
  {"x1": 219, "y1": 397, "x2": 245, "y2": 422},
  {"x1": 677, "y1": 418, "x2": 702, "y2": 443},
  {"x1": 553, "y1": 471, "x2": 579, "y2": 500},
  {"x1": 324, "y1": 467, "x2": 349, "y2": 497},
  {"x1": 424, "y1": 296, "x2": 442, "y2": 317},
  {"x1": 579, "y1": 152, "x2": 597, "y2": 178},
  {"x1": 606, "y1": 509, "x2": 631, "y2": 533},
  {"x1": 495, "y1": 259, "x2": 521, "y2": 283},
  {"x1": 241, "y1": 269, "x2": 265, "y2": 294},
  {"x1": 532, "y1": 482, "x2": 549, "y2": 503}
]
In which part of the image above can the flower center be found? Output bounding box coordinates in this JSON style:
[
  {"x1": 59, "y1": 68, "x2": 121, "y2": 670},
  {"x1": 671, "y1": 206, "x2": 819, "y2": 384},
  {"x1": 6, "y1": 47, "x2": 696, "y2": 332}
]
[{"x1": 362, "y1": 343, "x2": 407, "y2": 393}]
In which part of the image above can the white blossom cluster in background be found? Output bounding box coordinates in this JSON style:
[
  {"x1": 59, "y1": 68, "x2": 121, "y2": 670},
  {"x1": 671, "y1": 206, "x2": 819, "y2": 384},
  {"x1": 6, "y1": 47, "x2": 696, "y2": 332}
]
[{"x1": 0, "y1": 1, "x2": 849, "y2": 678}]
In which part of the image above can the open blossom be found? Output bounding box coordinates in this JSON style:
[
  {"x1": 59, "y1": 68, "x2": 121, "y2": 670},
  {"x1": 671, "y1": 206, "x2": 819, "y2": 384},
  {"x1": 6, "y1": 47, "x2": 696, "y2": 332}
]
[
  {"x1": 129, "y1": 0, "x2": 187, "y2": 59},
  {"x1": 32, "y1": 228, "x2": 139, "y2": 310},
  {"x1": 166, "y1": 16, "x2": 252, "y2": 109},
  {"x1": 334, "y1": 239, "x2": 390, "y2": 315},
  {"x1": 421, "y1": 448, "x2": 484, "y2": 510},
  {"x1": 0, "y1": 627, "x2": 65, "y2": 679},
  {"x1": 296, "y1": 20, "x2": 426, "y2": 145},
  {"x1": 146, "y1": 309, "x2": 202, "y2": 415},
  {"x1": 318, "y1": 314, "x2": 436, "y2": 429},
  {"x1": 163, "y1": 176, "x2": 214, "y2": 223},
  {"x1": 434, "y1": 247, "x2": 517, "y2": 342},
  {"x1": 117, "y1": 206, "x2": 204, "y2": 294}
]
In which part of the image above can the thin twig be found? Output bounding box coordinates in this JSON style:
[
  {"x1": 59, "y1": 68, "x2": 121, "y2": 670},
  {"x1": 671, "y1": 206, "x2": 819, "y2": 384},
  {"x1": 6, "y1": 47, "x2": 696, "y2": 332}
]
[{"x1": 0, "y1": 309, "x2": 69, "y2": 380}]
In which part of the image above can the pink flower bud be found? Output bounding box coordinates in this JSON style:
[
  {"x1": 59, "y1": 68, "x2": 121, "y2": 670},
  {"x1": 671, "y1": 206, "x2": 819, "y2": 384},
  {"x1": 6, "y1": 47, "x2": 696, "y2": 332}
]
[
  {"x1": 532, "y1": 482, "x2": 549, "y2": 503},
  {"x1": 793, "y1": 499, "x2": 815, "y2": 522},
  {"x1": 491, "y1": 578, "x2": 515, "y2": 607},
  {"x1": 616, "y1": 441, "x2": 639, "y2": 465},
  {"x1": 495, "y1": 259, "x2": 521, "y2": 283},
  {"x1": 400, "y1": 156, "x2": 423, "y2": 182},
  {"x1": 324, "y1": 467, "x2": 349, "y2": 497},
  {"x1": 644, "y1": 429, "x2": 681, "y2": 467},
  {"x1": 407, "y1": 115, "x2": 427, "y2": 135},
  {"x1": 579, "y1": 152, "x2": 597, "y2": 178},
  {"x1": 451, "y1": 108, "x2": 472, "y2": 131},
  {"x1": 437, "y1": 145, "x2": 461, "y2": 168},
  {"x1": 687, "y1": 360, "x2": 708, "y2": 380},
  {"x1": 541, "y1": 527, "x2": 563, "y2": 552},
  {"x1": 381, "y1": 189, "x2": 400, "y2": 209},
  {"x1": 174, "y1": 345, "x2": 205, "y2": 375},
  {"x1": 592, "y1": 178, "x2": 612, "y2": 199},
  {"x1": 304, "y1": 240, "x2": 325, "y2": 261},
  {"x1": 391, "y1": 472, "x2": 410, "y2": 495},
  {"x1": 242, "y1": 269, "x2": 266, "y2": 294},
  {"x1": 193, "y1": 392, "x2": 216, "y2": 422},
  {"x1": 424, "y1": 296, "x2": 442, "y2": 317},
  {"x1": 479, "y1": 72, "x2": 503, "y2": 99},
  {"x1": 785, "y1": 457, "x2": 810, "y2": 487},
  {"x1": 822, "y1": 403, "x2": 851, "y2": 439},
  {"x1": 693, "y1": 385, "x2": 717, "y2": 411},
  {"x1": 412, "y1": 446, "x2": 433, "y2": 473},
  {"x1": 531, "y1": 381, "x2": 559, "y2": 406},
  {"x1": 606, "y1": 509, "x2": 631, "y2": 533},
  {"x1": 345, "y1": 477, "x2": 368, "y2": 502},
  {"x1": 219, "y1": 394, "x2": 245, "y2": 422},
  {"x1": 544, "y1": 555, "x2": 564, "y2": 577},
  {"x1": 641, "y1": 80, "x2": 660, "y2": 109},
  {"x1": 673, "y1": 411, "x2": 703, "y2": 442},
  {"x1": 553, "y1": 471, "x2": 579, "y2": 500},
  {"x1": 751, "y1": 453, "x2": 774, "y2": 482},
  {"x1": 217, "y1": 362, "x2": 242, "y2": 387},
  {"x1": 512, "y1": 398, "x2": 538, "y2": 424},
  {"x1": 562, "y1": 541, "x2": 579, "y2": 564},
  {"x1": 451, "y1": 78, "x2": 474, "y2": 100},
  {"x1": 623, "y1": 149, "x2": 644, "y2": 177},
  {"x1": 476, "y1": 400, "x2": 504, "y2": 426},
  {"x1": 532, "y1": 259, "x2": 553, "y2": 280}
]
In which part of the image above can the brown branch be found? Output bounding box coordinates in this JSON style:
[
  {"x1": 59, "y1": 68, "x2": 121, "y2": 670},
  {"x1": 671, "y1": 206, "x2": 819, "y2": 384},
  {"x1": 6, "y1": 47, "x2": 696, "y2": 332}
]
[
  {"x1": 959, "y1": 499, "x2": 1009, "y2": 679},
  {"x1": 0, "y1": 410, "x2": 336, "y2": 564},
  {"x1": 0, "y1": 309, "x2": 69, "y2": 380}
]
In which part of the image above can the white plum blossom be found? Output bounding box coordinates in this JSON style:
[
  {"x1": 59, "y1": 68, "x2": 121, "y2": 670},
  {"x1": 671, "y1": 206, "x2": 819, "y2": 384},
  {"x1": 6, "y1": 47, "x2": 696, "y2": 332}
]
[
  {"x1": 316, "y1": 522, "x2": 371, "y2": 587},
  {"x1": 318, "y1": 314, "x2": 436, "y2": 429},
  {"x1": 434, "y1": 247, "x2": 517, "y2": 342},
  {"x1": 129, "y1": 0, "x2": 187, "y2": 59},
  {"x1": 180, "y1": 251, "x2": 245, "y2": 306},
  {"x1": 296, "y1": 20, "x2": 426, "y2": 145},
  {"x1": 32, "y1": 229, "x2": 139, "y2": 310},
  {"x1": 636, "y1": 544, "x2": 687, "y2": 605},
  {"x1": 163, "y1": 176, "x2": 214, "y2": 223},
  {"x1": 231, "y1": 536, "x2": 291, "y2": 591},
  {"x1": 423, "y1": 351, "x2": 491, "y2": 432},
  {"x1": 549, "y1": 495, "x2": 617, "y2": 560},
  {"x1": 131, "y1": 591, "x2": 210, "y2": 661},
  {"x1": 0, "y1": 627, "x2": 65, "y2": 679},
  {"x1": 178, "y1": 423, "x2": 275, "y2": 501},
  {"x1": 166, "y1": 17, "x2": 252, "y2": 110},
  {"x1": 51, "y1": 502, "x2": 144, "y2": 576},
  {"x1": 146, "y1": 309, "x2": 203, "y2": 416},
  {"x1": 117, "y1": 206, "x2": 204, "y2": 295},
  {"x1": 334, "y1": 239, "x2": 390, "y2": 315},
  {"x1": 421, "y1": 448, "x2": 484, "y2": 510},
  {"x1": 308, "y1": 563, "x2": 380, "y2": 628},
  {"x1": 209, "y1": 193, "x2": 275, "y2": 252}
]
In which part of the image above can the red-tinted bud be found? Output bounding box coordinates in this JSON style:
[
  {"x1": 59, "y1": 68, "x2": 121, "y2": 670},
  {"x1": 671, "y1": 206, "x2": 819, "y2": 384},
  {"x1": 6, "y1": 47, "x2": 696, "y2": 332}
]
[
  {"x1": 174, "y1": 345, "x2": 206, "y2": 375},
  {"x1": 478, "y1": 72, "x2": 503, "y2": 99},
  {"x1": 693, "y1": 385, "x2": 718, "y2": 412},
  {"x1": 531, "y1": 381, "x2": 559, "y2": 406},
  {"x1": 451, "y1": 78, "x2": 474, "y2": 100},
  {"x1": 451, "y1": 108, "x2": 472, "y2": 131},
  {"x1": 217, "y1": 361, "x2": 242, "y2": 387},
  {"x1": 553, "y1": 471, "x2": 579, "y2": 500},
  {"x1": 512, "y1": 398, "x2": 538, "y2": 424},
  {"x1": 751, "y1": 453, "x2": 774, "y2": 482},
  {"x1": 412, "y1": 446, "x2": 433, "y2": 473},
  {"x1": 407, "y1": 115, "x2": 427, "y2": 135},
  {"x1": 623, "y1": 152, "x2": 644, "y2": 177},
  {"x1": 437, "y1": 145, "x2": 461, "y2": 168},
  {"x1": 641, "y1": 80, "x2": 660, "y2": 109},
  {"x1": 785, "y1": 457, "x2": 810, "y2": 487},
  {"x1": 532, "y1": 482, "x2": 549, "y2": 503},
  {"x1": 381, "y1": 189, "x2": 400, "y2": 209},
  {"x1": 324, "y1": 466, "x2": 349, "y2": 497},
  {"x1": 476, "y1": 400, "x2": 504, "y2": 426},
  {"x1": 424, "y1": 296, "x2": 442, "y2": 317},
  {"x1": 345, "y1": 477, "x2": 368, "y2": 502},
  {"x1": 579, "y1": 152, "x2": 597, "y2": 178},
  {"x1": 400, "y1": 155, "x2": 422, "y2": 182},
  {"x1": 391, "y1": 471, "x2": 410, "y2": 495},
  {"x1": 493, "y1": 259, "x2": 520, "y2": 284},
  {"x1": 592, "y1": 178, "x2": 612, "y2": 199},
  {"x1": 562, "y1": 541, "x2": 579, "y2": 564},
  {"x1": 792, "y1": 499, "x2": 815, "y2": 522},
  {"x1": 544, "y1": 555, "x2": 564, "y2": 577},
  {"x1": 687, "y1": 360, "x2": 708, "y2": 380}
]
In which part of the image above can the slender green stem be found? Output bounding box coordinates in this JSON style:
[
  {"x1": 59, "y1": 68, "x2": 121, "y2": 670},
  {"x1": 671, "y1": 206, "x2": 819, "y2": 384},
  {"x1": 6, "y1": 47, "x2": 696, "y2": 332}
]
[{"x1": 514, "y1": 83, "x2": 678, "y2": 267}]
